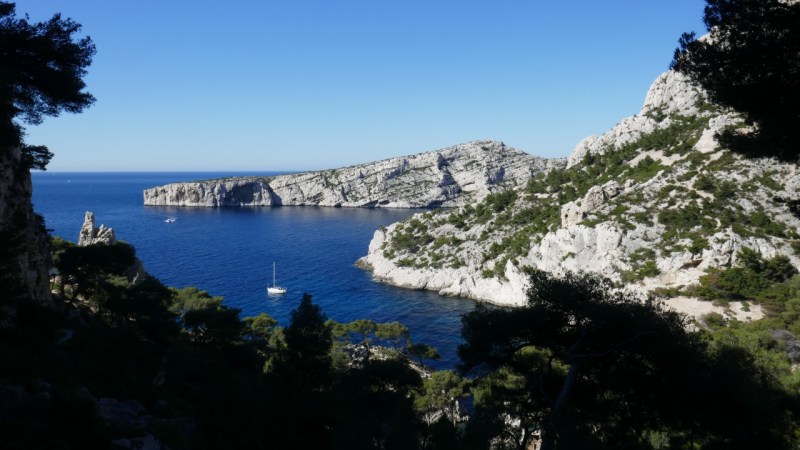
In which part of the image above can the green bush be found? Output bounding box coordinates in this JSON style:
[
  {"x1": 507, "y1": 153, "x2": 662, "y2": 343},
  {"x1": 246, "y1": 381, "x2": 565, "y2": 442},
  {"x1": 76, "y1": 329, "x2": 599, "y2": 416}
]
[{"x1": 692, "y1": 250, "x2": 798, "y2": 307}]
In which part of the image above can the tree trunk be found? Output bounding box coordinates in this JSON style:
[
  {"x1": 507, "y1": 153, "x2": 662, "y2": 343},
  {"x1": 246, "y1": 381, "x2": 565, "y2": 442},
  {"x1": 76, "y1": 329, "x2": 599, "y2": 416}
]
[{"x1": 540, "y1": 360, "x2": 580, "y2": 450}]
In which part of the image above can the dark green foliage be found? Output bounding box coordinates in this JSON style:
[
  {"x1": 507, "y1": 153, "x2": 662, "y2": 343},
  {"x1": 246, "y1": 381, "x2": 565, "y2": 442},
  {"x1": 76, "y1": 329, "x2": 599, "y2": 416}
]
[
  {"x1": 280, "y1": 293, "x2": 333, "y2": 383},
  {"x1": 180, "y1": 296, "x2": 243, "y2": 347},
  {"x1": 677, "y1": 168, "x2": 698, "y2": 182},
  {"x1": 621, "y1": 260, "x2": 660, "y2": 283},
  {"x1": 639, "y1": 115, "x2": 708, "y2": 156},
  {"x1": 414, "y1": 370, "x2": 468, "y2": 423},
  {"x1": 484, "y1": 190, "x2": 517, "y2": 213},
  {"x1": 658, "y1": 201, "x2": 716, "y2": 236},
  {"x1": 693, "y1": 173, "x2": 716, "y2": 192},
  {"x1": 6, "y1": 236, "x2": 800, "y2": 448},
  {"x1": 648, "y1": 188, "x2": 789, "y2": 255},
  {"x1": 55, "y1": 241, "x2": 137, "y2": 302},
  {"x1": 694, "y1": 249, "x2": 799, "y2": 311},
  {"x1": 104, "y1": 278, "x2": 180, "y2": 344},
  {"x1": 629, "y1": 156, "x2": 667, "y2": 183},
  {"x1": 758, "y1": 171, "x2": 783, "y2": 191},
  {"x1": 8, "y1": 232, "x2": 467, "y2": 449},
  {"x1": 375, "y1": 321, "x2": 412, "y2": 350},
  {"x1": 672, "y1": 0, "x2": 800, "y2": 161},
  {"x1": 330, "y1": 359, "x2": 423, "y2": 450},
  {"x1": 331, "y1": 318, "x2": 378, "y2": 349},
  {"x1": 388, "y1": 217, "x2": 434, "y2": 254},
  {"x1": 483, "y1": 229, "x2": 531, "y2": 265},
  {"x1": 0, "y1": 2, "x2": 95, "y2": 150},
  {"x1": 0, "y1": 386, "x2": 111, "y2": 448},
  {"x1": 20, "y1": 143, "x2": 53, "y2": 170},
  {"x1": 408, "y1": 343, "x2": 441, "y2": 367},
  {"x1": 459, "y1": 270, "x2": 798, "y2": 450},
  {"x1": 241, "y1": 312, "x2": 282, "y2": 363},
  {"x1": 330, "y1": 318, "x2": 411, "y2": 354},
  {"x1": 715, "y1": 179, "x2": 737, "y2": 199}
]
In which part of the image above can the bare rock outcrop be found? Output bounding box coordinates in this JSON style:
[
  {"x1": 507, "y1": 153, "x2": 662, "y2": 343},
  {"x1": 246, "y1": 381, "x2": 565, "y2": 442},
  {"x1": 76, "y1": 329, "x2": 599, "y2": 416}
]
[
  {"x1": 560, "y1": 181, "x2": 622, "y2": 227},
  {"x1": 78, "y1": 211, "x2": 117, "y2": 246},
  {"x1": 566, "y1": 71, "x2": 708, "y2": 168}
]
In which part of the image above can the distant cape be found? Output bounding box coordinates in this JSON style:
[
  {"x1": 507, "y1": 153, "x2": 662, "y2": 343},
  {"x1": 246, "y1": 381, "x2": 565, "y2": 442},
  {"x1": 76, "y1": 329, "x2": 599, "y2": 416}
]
[{"x1": 142, "y1": 140, "x2": 564, "y2": 209}]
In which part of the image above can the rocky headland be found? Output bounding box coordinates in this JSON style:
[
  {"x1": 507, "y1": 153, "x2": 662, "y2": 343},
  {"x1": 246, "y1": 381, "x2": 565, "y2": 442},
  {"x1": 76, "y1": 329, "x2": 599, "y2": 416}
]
[
  {"x1": 358, "y1": 70, "x2": 800, "y2": 321},
  {"x1": 142, "y1": 140, "x2": 564, "y2": 208}
]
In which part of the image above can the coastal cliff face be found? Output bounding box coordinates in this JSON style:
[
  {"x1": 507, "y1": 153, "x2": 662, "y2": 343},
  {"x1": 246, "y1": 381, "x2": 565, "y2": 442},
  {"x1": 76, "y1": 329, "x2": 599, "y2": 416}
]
[
  {"x1": 0, "y1": 146, "x2": 51, "y2": 303},
  {"x1": 143, "y1": 140, "x2": 565, "y2": 208},
  {"x1": 359, "y1": 70, "x2": 800, "y2": 319}
]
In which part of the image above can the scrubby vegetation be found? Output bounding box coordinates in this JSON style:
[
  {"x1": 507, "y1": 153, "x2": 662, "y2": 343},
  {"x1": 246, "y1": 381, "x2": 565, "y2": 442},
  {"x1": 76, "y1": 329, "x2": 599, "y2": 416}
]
[
  {"x1": 2, "y1": 237, "x2": 479, "y2": 449},
  {"x1": 692, "y1": 249, "x2": 798, "y2": 309}
]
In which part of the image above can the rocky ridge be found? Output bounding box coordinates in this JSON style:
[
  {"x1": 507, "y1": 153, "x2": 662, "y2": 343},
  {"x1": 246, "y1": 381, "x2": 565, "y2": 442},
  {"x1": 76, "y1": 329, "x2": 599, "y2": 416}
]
[
  {"x1": 142, "y1": 140, "x2": 564, "y2": 208},
  {"x1": 358, "y1": 70, "x2": 800, "y2": 320}
]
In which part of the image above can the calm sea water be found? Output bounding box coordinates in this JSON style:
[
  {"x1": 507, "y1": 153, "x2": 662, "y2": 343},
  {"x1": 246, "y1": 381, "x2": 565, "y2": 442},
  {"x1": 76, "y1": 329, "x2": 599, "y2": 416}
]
[{"x1": 31, "y1": 172, "x2": 475, "y2": 369}]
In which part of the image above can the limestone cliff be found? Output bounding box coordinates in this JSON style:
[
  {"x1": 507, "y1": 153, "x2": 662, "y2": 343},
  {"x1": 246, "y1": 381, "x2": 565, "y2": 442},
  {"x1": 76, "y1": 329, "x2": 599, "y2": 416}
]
[
  {"x1": 0, "y1": 146, "x2": 51, "y2": 304},
  {"x1": 143, "y1": 140, "x2": 564, "y2": 208},
  {"x1": 359, "y1": 70, "x2": 800, "y2": 320}
]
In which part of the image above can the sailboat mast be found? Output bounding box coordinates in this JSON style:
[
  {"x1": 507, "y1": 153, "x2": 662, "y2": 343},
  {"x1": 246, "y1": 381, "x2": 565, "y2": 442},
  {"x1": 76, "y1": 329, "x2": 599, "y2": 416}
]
[{"x1": 273, "y1": 261, "x2": 276, "y2": 287}]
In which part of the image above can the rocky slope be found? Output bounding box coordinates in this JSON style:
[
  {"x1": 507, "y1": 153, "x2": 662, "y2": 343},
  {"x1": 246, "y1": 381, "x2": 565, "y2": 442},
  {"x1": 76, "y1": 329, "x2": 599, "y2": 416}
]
[
  {"x1": 143, "y1": 140, "x2": 564, "y2": 208},
  {"x1": 358, "y1": 71, "x2": 800, "y2": 319}
]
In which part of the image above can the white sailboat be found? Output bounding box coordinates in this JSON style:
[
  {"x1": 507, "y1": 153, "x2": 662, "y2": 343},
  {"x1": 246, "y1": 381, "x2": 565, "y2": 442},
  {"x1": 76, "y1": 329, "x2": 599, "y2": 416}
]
[{"x1": 267, "y1": 262, "x2": 287, "y2": 294}]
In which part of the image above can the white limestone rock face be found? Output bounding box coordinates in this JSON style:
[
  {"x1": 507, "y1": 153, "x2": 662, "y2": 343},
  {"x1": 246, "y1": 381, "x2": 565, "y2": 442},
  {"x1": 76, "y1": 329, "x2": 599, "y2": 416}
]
[
  {"x1": 143, "y1": 140, "x2": 565, "y2": 208},
  {"x1": 566, "y1": 71, "x2": 707, "y2": 168},
  {"x1": 561, "y1": 181, "x2": 622, "y2": 227},
  {"x1": 642, "y1": 71, "x2": 706, "y2": 116},
  {"x1": 78, "y1": 211, "x2": 117, "y2": 246},
  {"x1": 358, "y1": 223, "x2": 529, "y2": 307},
  {"x1": 360, "y1": 69, "x2": 800, "y2": 323},
  {"x1": 693, "y1": 115, "x2": 741, "y2": 154}
]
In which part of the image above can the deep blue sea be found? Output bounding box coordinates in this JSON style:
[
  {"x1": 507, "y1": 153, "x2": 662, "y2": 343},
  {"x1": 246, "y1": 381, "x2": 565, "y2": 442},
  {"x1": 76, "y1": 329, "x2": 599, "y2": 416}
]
[{"x1": 31, "y1": 172, "x2": 475, "y2": 370}]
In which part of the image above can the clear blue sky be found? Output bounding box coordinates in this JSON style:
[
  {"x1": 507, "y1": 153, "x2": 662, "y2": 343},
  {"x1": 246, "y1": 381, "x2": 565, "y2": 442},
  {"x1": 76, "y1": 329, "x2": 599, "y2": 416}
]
[{"x1": 20, "y1": 1, "x2": 706, "y2": 172}]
